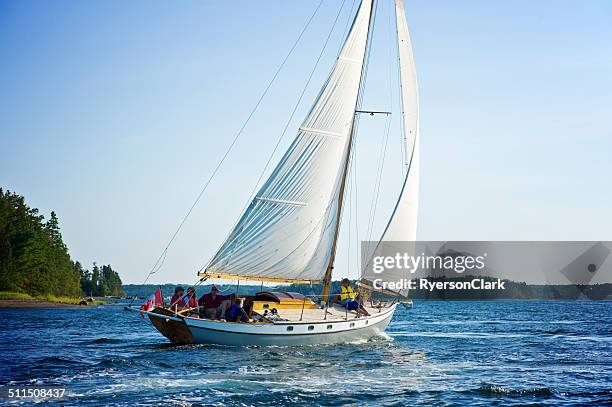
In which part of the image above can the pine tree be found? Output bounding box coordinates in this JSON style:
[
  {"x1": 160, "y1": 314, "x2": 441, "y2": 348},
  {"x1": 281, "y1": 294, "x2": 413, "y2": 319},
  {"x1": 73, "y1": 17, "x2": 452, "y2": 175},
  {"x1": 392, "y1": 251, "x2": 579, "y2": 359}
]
[
  {"x1": 91, "y1": 263, "x2": 102, "y2": 296},
  {"x1": 0, "y1": 188, "x2": 117, "y2": 297}
]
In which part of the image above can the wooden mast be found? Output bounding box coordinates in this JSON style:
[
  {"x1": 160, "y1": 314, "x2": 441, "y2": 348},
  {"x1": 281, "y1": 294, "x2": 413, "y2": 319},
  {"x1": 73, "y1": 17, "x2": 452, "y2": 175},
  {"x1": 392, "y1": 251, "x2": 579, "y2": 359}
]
[
  {"x1": 321, "y1": 122, "x2": 356, "y2": 303},
  {"x1": 321, "y1": 0, "x2": 376, "y2": 303}
]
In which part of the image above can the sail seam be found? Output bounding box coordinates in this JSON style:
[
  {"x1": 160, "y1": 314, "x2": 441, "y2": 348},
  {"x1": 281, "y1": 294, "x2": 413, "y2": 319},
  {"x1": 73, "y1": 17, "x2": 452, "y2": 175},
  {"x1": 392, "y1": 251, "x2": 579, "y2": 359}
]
[
  {"x1": 338, "y1": 56, "x2": 359, "y2": 64},
  {"x1": 299, "y1": 127, "x2": 344, "y2": 139},
  {"x1": 254, "y1": 196, "x2": 307, "y2": 207}
]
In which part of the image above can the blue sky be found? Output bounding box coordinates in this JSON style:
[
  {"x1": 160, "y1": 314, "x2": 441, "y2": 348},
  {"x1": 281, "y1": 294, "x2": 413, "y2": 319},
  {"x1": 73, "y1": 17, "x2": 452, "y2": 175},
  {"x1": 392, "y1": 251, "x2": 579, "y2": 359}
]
[{"x1": 1, "y1": 0, "x2": 611, "y2": 284}]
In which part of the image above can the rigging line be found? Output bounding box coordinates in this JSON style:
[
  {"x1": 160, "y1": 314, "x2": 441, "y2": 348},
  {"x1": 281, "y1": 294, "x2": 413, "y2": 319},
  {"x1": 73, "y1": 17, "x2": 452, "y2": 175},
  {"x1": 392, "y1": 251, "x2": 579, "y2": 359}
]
[
  {"x1": 338, "y1": 0, "x2": 358, "y2": 54},
  {"x1": 393, "y1": 0, "x2": 407, "y2": 177},
  {"x1": 385, "y1": 0, "x2": 403, "y2": 179},
  {"x1": 366, "y1": 113, "x2": 392, "y2": 243},
  {"x1": 347, "y1": 121, "x2": 362, "y2": 279},
  {"x1": 342, "y1": 111, "x2": 361, "y2": 279},
  {"x1": 348, "y1": 113, "x2": 363, "y2": 273},
  {"x1": 386, "y1": 0, "x2": 395, "y2": 115},
  {"x1": 352, "y1": 134, "x2": 360, "y2": 275},
  {"x1": 344, "y1": 122, "x2": 360, "y2": 279},
  {"x1": 346, "y1": 142, "x2": 354, "y2": 278},
  {"x1": 365, "y1": 0, "x2": 396, "y2": 242},
  {"x1": 201, "y1": 0, "x2": 349, "y2": 273},
  {"x1": 355, "y1": 0, "x2": 379, "y2": 107},
  {"x1": 365, "y1": 115, "x2": 388, "y2": 240},
  {"x1": 365, "y1": 124, "x2": 381, "y2": 239},
  {"x1": 349, "y1": 0, "x2": 379, "y2": 274},
  {"x1": 365, "y1": 0, "x2": 393, "y2": 243},
  {"x1": 131, "y1": 0, "x2": 326, "y2": 294}
]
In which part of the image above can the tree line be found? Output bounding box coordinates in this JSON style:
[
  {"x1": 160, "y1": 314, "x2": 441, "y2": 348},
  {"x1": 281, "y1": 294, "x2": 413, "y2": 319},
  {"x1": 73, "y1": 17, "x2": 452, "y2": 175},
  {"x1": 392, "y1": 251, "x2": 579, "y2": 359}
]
[
  {"x1": 74, "y1": 262, "x2": 123, "y2": 297},
  {"x1": 0, "y1": 188, "x2": 124, "y2": 297}
]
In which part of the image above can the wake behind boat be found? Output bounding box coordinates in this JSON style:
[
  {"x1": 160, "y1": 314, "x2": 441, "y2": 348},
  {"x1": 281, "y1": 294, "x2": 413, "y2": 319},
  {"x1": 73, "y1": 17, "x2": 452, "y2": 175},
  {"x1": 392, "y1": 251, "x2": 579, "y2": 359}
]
[{"x1": 127, "y1": 0, "x2": 419, "y2": 346}]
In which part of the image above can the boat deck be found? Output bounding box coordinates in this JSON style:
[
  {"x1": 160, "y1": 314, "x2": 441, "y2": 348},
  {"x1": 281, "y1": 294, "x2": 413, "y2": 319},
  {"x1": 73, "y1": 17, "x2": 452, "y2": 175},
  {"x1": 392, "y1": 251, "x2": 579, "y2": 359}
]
[{"x1": 262, "y1": 304, "x2": 389, "y2": 323}]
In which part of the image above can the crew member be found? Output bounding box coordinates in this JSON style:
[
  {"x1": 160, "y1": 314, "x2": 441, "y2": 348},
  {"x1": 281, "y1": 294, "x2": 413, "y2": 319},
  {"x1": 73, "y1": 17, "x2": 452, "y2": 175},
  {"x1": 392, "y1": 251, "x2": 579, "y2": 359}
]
[
  {"x1": 337, "y1": 278, "x2": 370, "y2": 316},
  {"x1": 225, "y1": 298, "x2": 249, "y2": 323},
  {"x1": 198, "y1": 285, "x2": 231, "y2": 319},
  {"x1": 183, "y1": 287, "x2": 198, "y2": 308},
  {"x1": 170, "y1": 286, "x2": 186, "y2": 308}
]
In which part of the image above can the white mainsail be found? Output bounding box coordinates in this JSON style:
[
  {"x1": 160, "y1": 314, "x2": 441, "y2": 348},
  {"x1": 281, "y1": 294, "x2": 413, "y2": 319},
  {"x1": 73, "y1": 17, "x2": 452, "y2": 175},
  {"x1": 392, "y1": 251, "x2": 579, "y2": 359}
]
[
  {"x1": 380, "y1": 0, "x2": 419, "y2": 243},
  {"x1": 203, "y1": 0, "x2": 374, "y2": 282}
]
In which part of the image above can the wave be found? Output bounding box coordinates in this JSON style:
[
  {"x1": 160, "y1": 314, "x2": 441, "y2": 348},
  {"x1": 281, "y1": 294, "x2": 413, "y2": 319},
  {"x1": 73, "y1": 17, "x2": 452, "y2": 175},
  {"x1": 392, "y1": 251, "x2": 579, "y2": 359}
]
[
  {"x1": 90, "y1": 337, "x2": 122, "y2": 344},
  {"x1": 474, "y1": 384, "x2": 554, "y2": 397},
  {"x1": 33, "y1": 356, "x2": 84, "y2": 367}
]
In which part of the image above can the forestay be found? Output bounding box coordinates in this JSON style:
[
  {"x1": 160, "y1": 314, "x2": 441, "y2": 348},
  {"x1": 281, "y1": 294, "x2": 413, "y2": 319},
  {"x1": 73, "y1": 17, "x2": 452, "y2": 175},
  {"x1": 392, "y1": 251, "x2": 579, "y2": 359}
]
[{"x1": 202, "y1": 0, "x2": 374, "y2": 282}]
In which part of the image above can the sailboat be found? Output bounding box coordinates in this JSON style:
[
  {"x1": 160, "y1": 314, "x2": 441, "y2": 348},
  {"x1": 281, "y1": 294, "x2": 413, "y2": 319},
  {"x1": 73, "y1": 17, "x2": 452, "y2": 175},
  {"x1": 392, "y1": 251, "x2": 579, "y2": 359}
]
[{"x1": 127, "y1": 0, "x2": 419, "y2": 346}]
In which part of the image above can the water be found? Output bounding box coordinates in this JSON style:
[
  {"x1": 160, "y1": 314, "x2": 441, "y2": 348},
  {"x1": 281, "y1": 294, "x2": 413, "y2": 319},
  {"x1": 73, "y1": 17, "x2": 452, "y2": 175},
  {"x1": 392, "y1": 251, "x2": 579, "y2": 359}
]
[{"x1": 1, "y1": 301, "x2": 610, "y2": 406}]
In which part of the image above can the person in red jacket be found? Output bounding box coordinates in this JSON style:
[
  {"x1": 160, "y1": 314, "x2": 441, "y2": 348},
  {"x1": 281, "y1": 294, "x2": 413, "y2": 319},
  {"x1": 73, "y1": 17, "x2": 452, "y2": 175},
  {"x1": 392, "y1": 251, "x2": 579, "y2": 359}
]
[
  {"x1": 170, "y1": 286, "x2": 186, "y2": 309},
  {"x1": 198, "y1": 285, "x2": 230, "y2": 319},
  {"x1": 184, "y1": 287, "x2": 198, "y2": 308}
]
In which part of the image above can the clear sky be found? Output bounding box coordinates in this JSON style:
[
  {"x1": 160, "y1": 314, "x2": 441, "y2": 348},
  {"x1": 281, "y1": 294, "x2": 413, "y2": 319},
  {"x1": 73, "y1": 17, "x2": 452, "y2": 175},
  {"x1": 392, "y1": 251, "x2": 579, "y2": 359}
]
[{"x1": 1, "y1": 0, "x2": 611, "y2": 284}]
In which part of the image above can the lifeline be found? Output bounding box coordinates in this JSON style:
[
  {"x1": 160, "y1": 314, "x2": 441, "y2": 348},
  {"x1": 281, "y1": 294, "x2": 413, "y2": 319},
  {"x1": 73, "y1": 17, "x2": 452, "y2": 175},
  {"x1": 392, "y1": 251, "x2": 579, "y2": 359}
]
[{"x1": 373, "y1": 278, "x2": 506, "y2": 292}]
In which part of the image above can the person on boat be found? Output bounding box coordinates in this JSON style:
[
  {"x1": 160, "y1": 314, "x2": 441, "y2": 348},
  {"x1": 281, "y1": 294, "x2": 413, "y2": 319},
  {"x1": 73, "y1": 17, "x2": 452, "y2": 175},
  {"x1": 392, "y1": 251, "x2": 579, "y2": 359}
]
[
  {"x1": 337, "y1": 278, "x2": 370, "y2": 316},
  {"x1": 225, "y1": 298, "x2": 249, "y2": 323},
  {"x1": 198, "y1": 285, "x2": 230, "y2": 319},
  {"x1": 170, "y1": 286, "x2": 186, "y2": 309},
  {"x1": 182, "y1": 287, "x2": 198, "y2": 309}
]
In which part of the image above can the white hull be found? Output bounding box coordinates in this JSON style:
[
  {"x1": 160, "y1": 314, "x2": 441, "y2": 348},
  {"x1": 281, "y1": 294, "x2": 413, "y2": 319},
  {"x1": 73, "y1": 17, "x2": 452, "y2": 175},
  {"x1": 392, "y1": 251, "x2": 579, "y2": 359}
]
[
  {"x1": 186, "y1": 304, "x2": 396, "y2": 346},
  {"x1": 137, "y1": 304, "x2": 397, "y2": 346}
]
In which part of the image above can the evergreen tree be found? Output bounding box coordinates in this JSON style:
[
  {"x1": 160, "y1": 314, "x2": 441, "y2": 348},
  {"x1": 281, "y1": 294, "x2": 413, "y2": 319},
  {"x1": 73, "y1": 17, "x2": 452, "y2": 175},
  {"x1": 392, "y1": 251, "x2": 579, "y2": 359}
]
[
  {"x1": 0, "y1": 188, "x2": 123, "y2": 297},
  {"x1": 91, "y1": 263, "x2": 102, "y2": 296},
  {"x1": 74, "y1": 261, "x2": 93, "y2": 296}
]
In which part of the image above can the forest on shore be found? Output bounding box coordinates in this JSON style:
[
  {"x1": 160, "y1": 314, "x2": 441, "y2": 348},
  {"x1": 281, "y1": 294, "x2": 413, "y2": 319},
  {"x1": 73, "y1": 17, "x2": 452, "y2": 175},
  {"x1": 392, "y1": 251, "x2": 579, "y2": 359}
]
[{"x1": 0, "y1": 188, "x2": 124, "y2": 297}]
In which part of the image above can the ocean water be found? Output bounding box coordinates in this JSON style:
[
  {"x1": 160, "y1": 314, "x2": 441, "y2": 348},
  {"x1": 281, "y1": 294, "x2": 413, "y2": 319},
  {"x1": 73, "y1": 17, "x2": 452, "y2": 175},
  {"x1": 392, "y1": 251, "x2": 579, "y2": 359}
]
[{"x1": 0, "y1": 301, "x2": 610, "y2": 406}]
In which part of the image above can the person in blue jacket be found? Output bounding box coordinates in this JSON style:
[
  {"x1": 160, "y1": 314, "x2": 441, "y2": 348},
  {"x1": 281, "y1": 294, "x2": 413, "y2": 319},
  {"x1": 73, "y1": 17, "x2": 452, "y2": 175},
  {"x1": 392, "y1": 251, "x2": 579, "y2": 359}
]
[{"x1": 225, "y1": 297, "x2": 249, "y2": 322}]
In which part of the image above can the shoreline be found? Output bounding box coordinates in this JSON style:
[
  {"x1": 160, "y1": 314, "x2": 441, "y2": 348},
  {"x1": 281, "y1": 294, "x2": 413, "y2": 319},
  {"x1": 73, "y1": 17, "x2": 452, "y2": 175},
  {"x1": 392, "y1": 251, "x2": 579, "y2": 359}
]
[{"x1": 0, "y1": 299, "x2": 86, "y2": 308}]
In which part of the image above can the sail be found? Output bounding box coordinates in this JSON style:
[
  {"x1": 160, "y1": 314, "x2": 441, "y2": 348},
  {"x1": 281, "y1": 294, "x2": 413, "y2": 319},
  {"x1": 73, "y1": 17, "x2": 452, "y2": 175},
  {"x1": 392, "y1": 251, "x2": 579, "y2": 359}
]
[
  {"x1": 380, "y1": 0, "x2": 419, "y2": 243},
  {"x1": 202, "y1": 0, "x2": 374, "y2": 282}
]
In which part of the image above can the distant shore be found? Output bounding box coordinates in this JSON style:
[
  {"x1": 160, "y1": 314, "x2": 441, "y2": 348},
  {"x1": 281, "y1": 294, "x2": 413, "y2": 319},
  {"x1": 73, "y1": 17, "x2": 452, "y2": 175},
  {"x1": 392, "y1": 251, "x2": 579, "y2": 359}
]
[{"x1": 0, "y1": 291, "x2": 106, "y2": 308}]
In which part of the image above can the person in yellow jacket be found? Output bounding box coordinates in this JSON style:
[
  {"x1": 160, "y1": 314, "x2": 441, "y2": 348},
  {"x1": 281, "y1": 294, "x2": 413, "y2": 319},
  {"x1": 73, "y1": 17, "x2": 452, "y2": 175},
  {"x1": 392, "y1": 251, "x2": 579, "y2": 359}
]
[{"x1": 336, "y1": 278, "x2": 370, "y2": 316}]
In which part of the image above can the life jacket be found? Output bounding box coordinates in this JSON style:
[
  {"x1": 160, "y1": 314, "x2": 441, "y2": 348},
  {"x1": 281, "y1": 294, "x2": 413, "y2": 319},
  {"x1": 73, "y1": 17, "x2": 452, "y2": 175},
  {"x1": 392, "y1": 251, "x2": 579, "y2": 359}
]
[
  {"x1": 225, "y1": 304, "x2": 241, "y2": 322},
  {"x1": 340, "y1": 285, "x2": 356, "y2": 301},
  {"x1": 182, "y1": 294, "x2": 197, "y2": 308},
  {"x1": 170, "y1": 294, "x2": 186, "y2": 307}
]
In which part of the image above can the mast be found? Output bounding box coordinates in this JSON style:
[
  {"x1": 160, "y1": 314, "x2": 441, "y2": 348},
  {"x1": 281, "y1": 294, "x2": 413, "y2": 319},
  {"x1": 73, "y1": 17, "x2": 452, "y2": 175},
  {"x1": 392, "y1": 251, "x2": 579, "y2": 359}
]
[
  {"x1": 321, "y1": 121, "x2": 356, "y2": 302},
  {"x1": 321, "y1": 0, "x2": 376, "y2": 303}
]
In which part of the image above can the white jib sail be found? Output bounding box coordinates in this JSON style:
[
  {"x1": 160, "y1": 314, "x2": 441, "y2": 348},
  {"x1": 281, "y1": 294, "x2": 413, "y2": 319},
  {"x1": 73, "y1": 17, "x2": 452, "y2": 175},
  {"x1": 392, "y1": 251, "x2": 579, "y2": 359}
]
[
  {"x1": 360, "y1": 0, "x2": 418, "y2": 294},
  {"x1": 380, "y1": 0, "x2": 419, "y2": 243},
  {"x1": 204, "y1": 0, "x2": 374, "y2": 282}
]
